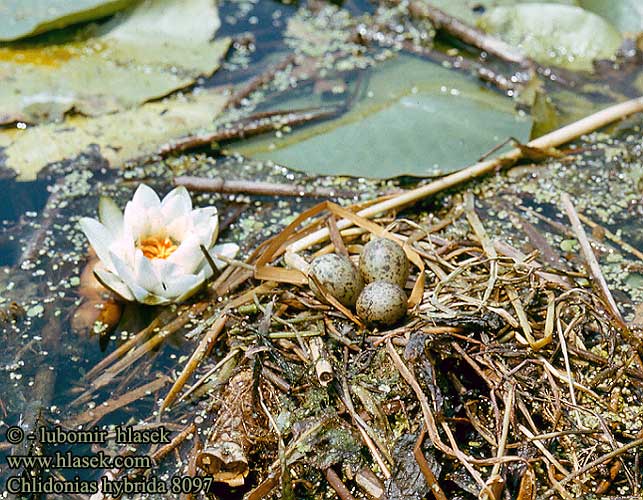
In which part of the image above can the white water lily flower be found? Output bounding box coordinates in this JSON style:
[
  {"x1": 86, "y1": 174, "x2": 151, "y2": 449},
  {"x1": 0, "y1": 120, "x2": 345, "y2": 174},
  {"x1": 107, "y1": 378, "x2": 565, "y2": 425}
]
[{"x1": 79, "y1": 184, "x2": 239, "y2": 305}]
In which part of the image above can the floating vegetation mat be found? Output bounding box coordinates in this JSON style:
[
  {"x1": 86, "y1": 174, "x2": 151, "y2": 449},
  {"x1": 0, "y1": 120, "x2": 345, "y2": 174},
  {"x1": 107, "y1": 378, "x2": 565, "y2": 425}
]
[{"x1": 29, "y1": 167, "x2": 638, "y2": 500}]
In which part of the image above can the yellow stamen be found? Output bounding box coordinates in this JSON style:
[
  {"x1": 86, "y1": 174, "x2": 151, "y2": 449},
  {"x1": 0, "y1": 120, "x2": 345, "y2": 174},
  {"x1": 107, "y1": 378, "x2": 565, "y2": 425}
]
[{"x1": 138, "y1": 236, "x2": 178, "y2": 260}]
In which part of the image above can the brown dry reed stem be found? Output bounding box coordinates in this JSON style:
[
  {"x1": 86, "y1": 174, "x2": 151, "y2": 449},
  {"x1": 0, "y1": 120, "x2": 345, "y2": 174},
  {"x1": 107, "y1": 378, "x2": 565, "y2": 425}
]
[
  {"x1": 386, "y1": 338, "x2": 479, "y2": 484},
  {"x1": 181, "y1": 431, "x2": 203, "y2": 500},
  {"x1": 561, "y1": 194, "x2": 628, "y2": 329},
  {"x1": 160, "y1": 314, "x2": 227, "y2": 411},
  {"x1": 407, "y1": 1, "x2": 527, "y2": 65},
  {"x1": 12, "y1": 182, "x2": 66, "y2": 457},
  {"x1": 174, "y1": 175, "x2": 357, "y2": 199},
  {"x1": 226, "y1": 53, "x2": 296, "y2": 109},
  {"x1": 356, "y1": 26, "x2": 517, "y2": 93},
  {"x1": 177, "y1": 348, "x2": 240, "y2": 405},
  {"x1": 413, "y1": 430, "x2": 448, "y2": 500},
  {"x1": 557, "y1": 437, "x2": 643, "y2": 488},
  {"x1": 91, "y1": 302, "x2": 210, "y2": 389},
  {"x1": 324, "y1": 467, "x2": 358, "y2": 500},
  {"x1": 576, "y1": 211, "x2": 643, "y2": 262},
  {"x1": 68, "y1": 376, "x2": 169, "y2": 426},
  {"x1": 159, "y1": 106, "x2": 341, "y2": 156},
  {"x1": 83, "y1": 307, "x2": 188, "y2": 381},
  {"x1": 337, "y1": 378, "x2": 393, "y2": 478},
  {"x1": 151, "y1": 423, "x2": 197, "y2": 463}
]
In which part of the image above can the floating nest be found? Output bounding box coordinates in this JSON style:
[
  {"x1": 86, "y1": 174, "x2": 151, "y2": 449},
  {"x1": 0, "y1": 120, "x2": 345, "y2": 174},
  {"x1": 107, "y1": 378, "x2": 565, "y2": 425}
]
[{"x1": 67, "y1": 188, "x2": 643, "y2": 500}]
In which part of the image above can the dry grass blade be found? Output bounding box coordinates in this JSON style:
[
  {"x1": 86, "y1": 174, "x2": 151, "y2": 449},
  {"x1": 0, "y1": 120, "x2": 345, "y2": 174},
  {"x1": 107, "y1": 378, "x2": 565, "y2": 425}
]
[
  {"x1": 557, "y1": 437, "x2": 643, "y2": 488},
  {"x1": 385, "y1": 339, "x2": 456, "y2": 458},
  {"x1": 67, "y1": 376, "x2": 168, "y2": 426},
  {"x1": 83, "y1": 309, "x2": 170, "y2": 381},
  {"x1": 86, "y1": 302, "x2": 208, "y2": 387},
  {"x1": 464, "y1": 193, "x2": 497, "y2": 306},
  {"x1": 160, "y1": 314, "x2": 227, "y2": 412},
  {"x1": 505, "y1": 285, "x2": 536, "y2": 347},
  {"x1": 561, "y1": 193, "x2": 629, "y2": 333},
  {"x1": 413, "y1": 430, "x2": 448, "y2": 500},
  {"x1": 151, "y1": 423, "x2": 196, "y2": 463},
  {"x1": 576, "y1": 211, "x2": 643, "y2": 262}
]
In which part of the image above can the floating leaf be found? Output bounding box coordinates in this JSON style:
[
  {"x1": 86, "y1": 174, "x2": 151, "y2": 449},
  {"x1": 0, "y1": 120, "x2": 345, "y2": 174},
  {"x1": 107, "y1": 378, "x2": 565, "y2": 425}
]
[
  {"x1": 0, "y1": 0, "x2": 133, "y2": 41},
  {"x1": 417, "y1": 0, "x2": 640, "y2": 34},
  {"x1": 417, "y1": 0, "x2": 577, "y2": 25},
  {"x1": 579, "y1": 0, "x2": 643, "y2": 34},
  {"x1": 232, "y1": 55, "x2": 531, "y2": 179},
  {"x1": 478, "y1": 3, "x2": 622, "y2": 70},
  {"x1": 0, "y1": 89, "x2": 228, "y2": 181},
  {"x1": 0, "y1": 0, "x2": 230, "y2": 124}
]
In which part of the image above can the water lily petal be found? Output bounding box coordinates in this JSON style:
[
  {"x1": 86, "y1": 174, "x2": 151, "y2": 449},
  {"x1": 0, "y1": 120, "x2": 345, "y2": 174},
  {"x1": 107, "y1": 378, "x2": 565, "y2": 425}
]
[
  {"x1": 109, "y1": 250, "x2": 154, "y2": 303},
  {"x1": 98, "y1": 196, "x2": 123, "y2": 236},
  {"x1": 131, "y1": 183, "x2": 162, "y2": 210},
  {"x1": 147, "y1": 254, "x2": 206, "y2": 300},
  {"x1": 123, "y1": 200, "x2": 144, "y2": 238},
  {"x1": 164, "y1": 273, "x2": 204, "y2": 301},
  {"x1": 150, "y1": 257, "x2": 182, "y2": 280},
  {"x1": 140, "y1": 294, "x2": 172, "y2": 306},
  {"x1": 124, "y1": 206, "x2": 165, "y2": 240},
  {"x1": 165, "y1": 214, "x2": 190, "y2": 242},
  {"x1": 167, "y1": 234, "x2": 205, "y2": 274},
  {"x1": 147, "y1": 258, "x2": 203, "y2": 301},
  {"x1": 189, "y1": 207, "x2": 219, "y2": 246},
  {"x1": 93, "y1": 267, "x2": 135, "y2": 302},
  {"x1": 172, "y1": 271, "x2": 207, "y2": 303},
  {"x1": 133, "y1": 250, "x2": 165, "y2": 295},
  {"x1": 110, "y1": 223, "x2": 136, "y2": 267},
  {"x1": 79, "y1": 217, "x2": 115, "y2": 272},
  {"x1": 144, "y1": 209, "x2": 169, "y2": 239},
  {"x1": 209, "y1": 242, "x2": 240, "y2": 270},
  {"x1": 161, "y1": 186, "x2": 192, "y2": 222},
  {"x1": 123, "y1": 185, "x2": 162, "y2": 238}
]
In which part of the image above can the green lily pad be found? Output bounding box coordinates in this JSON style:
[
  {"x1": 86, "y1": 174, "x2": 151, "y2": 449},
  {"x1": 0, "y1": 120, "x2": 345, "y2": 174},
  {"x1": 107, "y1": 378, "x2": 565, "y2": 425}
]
[
  {"x1": 0, "y1": 89, "x2": 229, "y2": 181},
  {"x1": 0, "y1": 0, "x2": 133, "y2": 41},
  {"x1": 478, "y1": 3, "x2": 622, "y2": 70},
  {"x1": 579, "y1": 0, "x2": 643, "y2": 34},
  {"x1": 0, "y1": 0, "x2": 230, "y2": 124},
  {"x1": 417, "y1": 0, "x2": 577, "y2": 25},
  {"x1": 232, "y1": 55, "x2": 532, "y2": 179}
]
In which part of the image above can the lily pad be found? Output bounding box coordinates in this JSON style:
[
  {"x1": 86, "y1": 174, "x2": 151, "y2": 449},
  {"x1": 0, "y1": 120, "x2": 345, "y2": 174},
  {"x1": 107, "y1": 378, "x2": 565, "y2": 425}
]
[
  {"x1": 579, "y1": 0, "x2": 643, "y2": 34},
  {"x1": 0, "y1": 0, "x2": 133, "y2": 41},
  {"x1": 0, "y1": 89, "x2": 228, "y2": 181},
  {"x1": 0, "y1": 0, "x2": 230, "y2": 124},
  {"x1": 232, "y1": 55, "x2": 531, "y2": 179},
  {"x1": 417, "y1": 0, "x2": 577, "y2": 25},
  {"x1": 478, "y1": 3, "x2": 622, "y2": 70}
]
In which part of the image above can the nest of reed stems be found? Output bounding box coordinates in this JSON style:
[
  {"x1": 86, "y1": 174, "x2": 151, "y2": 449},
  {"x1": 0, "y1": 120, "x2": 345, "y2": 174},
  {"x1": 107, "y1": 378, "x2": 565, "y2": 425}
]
[{"x1": 70, "y1": 188, "x2": 643, "y2": 500}]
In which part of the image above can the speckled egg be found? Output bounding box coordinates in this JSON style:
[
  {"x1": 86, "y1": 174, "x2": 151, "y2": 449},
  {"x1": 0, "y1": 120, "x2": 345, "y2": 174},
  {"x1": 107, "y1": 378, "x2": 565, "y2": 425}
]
[
  {"x1": 359, "y1": 237, "x2": 409, "y2": 287},
  {"x1": 308, "y1": 253, "x2": 364, "y2": 308},
  {"x1": 356, "y1": 281, "x2": 408, "y2": 327}
]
